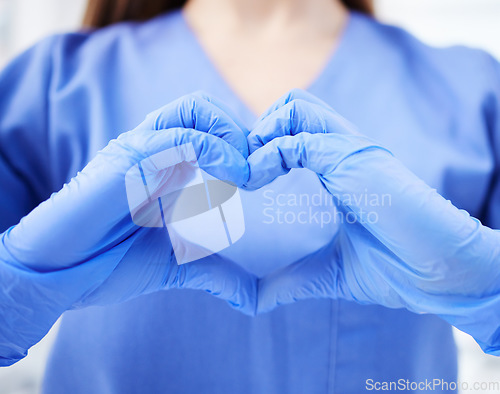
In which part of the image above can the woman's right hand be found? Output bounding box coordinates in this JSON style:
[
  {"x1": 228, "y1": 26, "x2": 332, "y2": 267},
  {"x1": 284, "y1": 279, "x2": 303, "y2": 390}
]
[{"x1": 0, "y1": 93, "x2": 256, "y2": 365}]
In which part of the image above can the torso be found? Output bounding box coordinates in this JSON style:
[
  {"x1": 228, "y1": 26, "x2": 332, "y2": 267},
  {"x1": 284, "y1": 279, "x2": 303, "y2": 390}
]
[{"x1": 40, "y1": 9, "x2": 499, "y2": 393}]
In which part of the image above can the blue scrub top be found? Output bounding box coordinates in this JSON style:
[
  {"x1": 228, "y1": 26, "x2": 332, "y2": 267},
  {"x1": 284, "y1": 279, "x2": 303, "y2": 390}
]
[{"x1": 1, "y1": 9, "x2": 499, "y2": 394}]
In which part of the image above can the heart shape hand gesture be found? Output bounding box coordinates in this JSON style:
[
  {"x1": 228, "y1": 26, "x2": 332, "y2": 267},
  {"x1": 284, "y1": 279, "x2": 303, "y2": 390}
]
[{"x1": 2, "y1": 89, "x2": 499, "y2": 365}]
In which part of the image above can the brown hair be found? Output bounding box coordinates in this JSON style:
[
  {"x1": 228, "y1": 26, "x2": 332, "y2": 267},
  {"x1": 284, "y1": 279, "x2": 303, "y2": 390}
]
[{"x1": 83, "y1": 0, "x2": 374, "y2": 28}]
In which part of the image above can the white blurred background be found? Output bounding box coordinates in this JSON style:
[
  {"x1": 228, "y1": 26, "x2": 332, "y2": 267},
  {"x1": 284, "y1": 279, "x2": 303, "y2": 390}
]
[{"x1": 0, "y1": 0, "x2": 499, "y2": 393}]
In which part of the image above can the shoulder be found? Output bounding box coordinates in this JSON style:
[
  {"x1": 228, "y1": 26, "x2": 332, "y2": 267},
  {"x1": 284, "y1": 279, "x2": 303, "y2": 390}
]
[
  {"x1": 352, "y1": 12, "x2": 500, "y2": 100},
  {"x1": 26, "y1": 10, "x2": 183, "y2": 85}
]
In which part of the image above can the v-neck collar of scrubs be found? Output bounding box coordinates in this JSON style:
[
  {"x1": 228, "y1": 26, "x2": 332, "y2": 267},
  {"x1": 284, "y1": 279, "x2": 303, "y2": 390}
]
[{"x1": 173, "y1": 8, "x2": 363, "y2": 122}]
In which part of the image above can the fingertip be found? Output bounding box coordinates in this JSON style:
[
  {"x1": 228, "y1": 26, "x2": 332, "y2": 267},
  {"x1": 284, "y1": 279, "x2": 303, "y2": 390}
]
[
  {"x1": 190, "y1": 90, "x2": 251, "y2": 138},
  {"x1": 256, "y1": 277, "x2": 286, "y2": 314},
  {"x1": 222, "y1": 149, "x2": 250, "y2": 188},
  {"x1": 226, "y1": 278, "x2": 258, "y2": 317},
  {"x1": 244, "y1": 144, "x2": 291, "y2": 190},
  {"x1": 247, "y1": 130, "x2": 266, "y2": 155},
  {"x1": 232, "y1": 139, "x2": 250, "y2": 160},
  {"x1": 188, "y1": 131, "x2": 248, "y2": 186},
  {"x1": 230, "y1": 164, "x2": 251, "y2": 189},
  {"x1": 180, "y1": 253, "x2": 259, "y2": 316}
]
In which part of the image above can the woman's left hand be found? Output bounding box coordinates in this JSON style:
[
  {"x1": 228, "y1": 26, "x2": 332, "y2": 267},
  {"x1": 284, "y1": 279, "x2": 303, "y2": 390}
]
[{"x1": 244, "y1": 89, "x2": 500, "y2": 355}]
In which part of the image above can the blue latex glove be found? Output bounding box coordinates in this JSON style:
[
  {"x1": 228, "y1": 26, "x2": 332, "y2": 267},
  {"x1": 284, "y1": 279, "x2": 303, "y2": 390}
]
[
  {"x1": 0, "y1": 93, "x2": 257, "y2": 366},
  {"x1": 245, "y1": 89, "x2": 500, "y2": 355}
]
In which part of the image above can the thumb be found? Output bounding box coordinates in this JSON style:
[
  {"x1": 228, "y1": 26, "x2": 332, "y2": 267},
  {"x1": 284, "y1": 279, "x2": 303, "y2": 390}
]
[
  {"x1": 257, "y1": 241, "x2": 339, "y2": 314},
  {"x1": 174, "y1": 253, "x2": 258, "y2": 316}
]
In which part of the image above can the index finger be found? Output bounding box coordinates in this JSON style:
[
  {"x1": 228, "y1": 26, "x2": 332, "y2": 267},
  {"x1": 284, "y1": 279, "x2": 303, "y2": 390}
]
[{"x1": 136, "y1": 92, "x2": 249, "y2": 158}]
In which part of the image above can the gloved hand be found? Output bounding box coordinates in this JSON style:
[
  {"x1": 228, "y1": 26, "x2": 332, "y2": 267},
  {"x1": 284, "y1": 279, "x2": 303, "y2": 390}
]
[
  {"x1": 245, "y1": 89, "x2": 500, "y2": 355},
  {"x1": 0, "y1": 92, "x2": 257, "y2": 366}
]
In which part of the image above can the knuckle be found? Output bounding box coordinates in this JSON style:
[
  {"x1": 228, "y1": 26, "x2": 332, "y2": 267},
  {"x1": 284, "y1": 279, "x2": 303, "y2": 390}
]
[
  {"x1": 190, "y1": 90, "x2": 210, "y2": 99},
  {"x1": 287, "y1": 87, "x2": 306, "y2": 98}
]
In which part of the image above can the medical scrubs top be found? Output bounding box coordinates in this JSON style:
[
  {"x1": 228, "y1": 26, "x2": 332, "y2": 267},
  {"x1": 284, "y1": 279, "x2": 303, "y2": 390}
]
[{"x1": 1, "y1": 9, "x2": 500, "y2": 394}]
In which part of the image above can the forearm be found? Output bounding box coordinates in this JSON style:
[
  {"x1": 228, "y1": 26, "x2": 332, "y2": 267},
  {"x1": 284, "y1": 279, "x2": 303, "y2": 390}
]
[
  {"x1": 330, "y1": 149, "x2": 500, "y2": 353},
  {"x1": 0, "y1": 233, "x2": 117, "y2": 366},
  {"x1": 328, "y1": 148, "x2": 500, "y2": 294}
]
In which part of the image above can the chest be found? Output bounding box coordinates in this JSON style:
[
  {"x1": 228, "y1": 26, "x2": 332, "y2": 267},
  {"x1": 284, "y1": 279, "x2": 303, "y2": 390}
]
[{"x1": 190, "y1": 37, "x2": 339, "y2": 115}]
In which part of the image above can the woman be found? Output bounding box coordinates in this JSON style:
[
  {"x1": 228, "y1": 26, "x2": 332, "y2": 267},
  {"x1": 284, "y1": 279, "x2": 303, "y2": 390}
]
[{"x1": 0, "y1": 0, "x2": 499, "y2": 393}]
